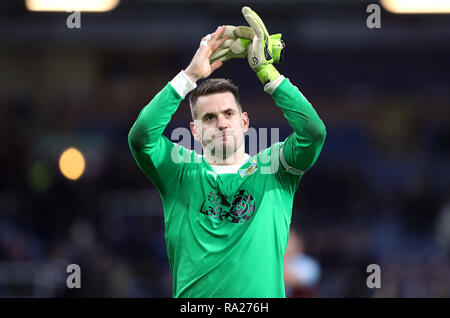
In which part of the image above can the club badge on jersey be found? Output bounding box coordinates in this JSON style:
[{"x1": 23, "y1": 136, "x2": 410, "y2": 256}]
[{"x1": 239, "y1": 158, "x2": 258, "y2": 178}]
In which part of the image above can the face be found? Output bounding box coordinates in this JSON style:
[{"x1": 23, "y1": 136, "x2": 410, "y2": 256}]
[{"x1": 190, "y1": 92, "x2": 249, "y2": 161}]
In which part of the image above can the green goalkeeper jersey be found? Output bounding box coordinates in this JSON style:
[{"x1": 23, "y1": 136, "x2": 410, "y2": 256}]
[{"x1": 128, "y1": 76, "x2": 326, "y2": 298}]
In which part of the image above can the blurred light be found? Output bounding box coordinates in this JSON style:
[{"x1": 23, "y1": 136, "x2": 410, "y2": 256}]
[
  {"x1": 25, "y1": 0, "x2": 120, "y2": 12},
  {"x1": 59, "y1": 147, "x2": 85, "y2": 181},
  {"x1": 381, "y1": 0, "x2": 450, "y2": 14}
]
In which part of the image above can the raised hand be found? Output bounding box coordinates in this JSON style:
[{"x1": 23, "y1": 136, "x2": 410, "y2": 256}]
[{"x1": 184, "y1": 26, "x2": 229, "y2": 83}]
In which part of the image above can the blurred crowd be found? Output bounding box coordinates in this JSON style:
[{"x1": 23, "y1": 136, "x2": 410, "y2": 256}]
[{"x1": 0, "y1": 28, "x2": 449, "y2": 297}]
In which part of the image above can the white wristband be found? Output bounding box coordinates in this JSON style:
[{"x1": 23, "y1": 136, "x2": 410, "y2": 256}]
[
  {"x1": 170, "y1": 70, "x2": 197, "y2": 98},
  {"x1": 264, "y1": 75, "x2": 285, "y2": 95}
]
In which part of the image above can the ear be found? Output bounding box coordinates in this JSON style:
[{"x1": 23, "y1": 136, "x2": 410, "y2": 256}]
[
  {"x1": 241, "y1": 112, "x2": 249, "y2": 133},
  {"x1": 190, "y1": 121, "x2": 200, "y2": 142}
]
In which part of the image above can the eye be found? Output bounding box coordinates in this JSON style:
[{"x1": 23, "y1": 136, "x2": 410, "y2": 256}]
[{"x1": 226, "y1": 111, "x2": 233, "y2": 117}]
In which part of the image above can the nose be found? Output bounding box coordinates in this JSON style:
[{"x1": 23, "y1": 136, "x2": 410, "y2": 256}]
[{"x1": 217, "y1": 114, "x2": 229, "y2": 131}]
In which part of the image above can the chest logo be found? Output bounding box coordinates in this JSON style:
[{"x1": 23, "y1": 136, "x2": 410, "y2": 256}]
[{"x1": 199, "y1": 189, "x2": 256, "y2": 223}]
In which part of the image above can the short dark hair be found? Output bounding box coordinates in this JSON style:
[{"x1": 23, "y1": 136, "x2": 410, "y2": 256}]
[{"x1": 189, "y1": 78, "x2": 242, "y2": 119}]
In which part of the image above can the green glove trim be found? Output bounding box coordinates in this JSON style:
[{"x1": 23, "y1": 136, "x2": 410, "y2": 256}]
[
  {"x1": 254, "y1": 64, "x2": 281, "y2": 85},
  {"x1": 270, "y1": 34, "x2": 285, "y2": 64}
]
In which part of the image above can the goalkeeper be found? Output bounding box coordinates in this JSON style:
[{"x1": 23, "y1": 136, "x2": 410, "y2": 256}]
[{"x1": 128, "y1": 7, "x2": 326, "y2": 298}]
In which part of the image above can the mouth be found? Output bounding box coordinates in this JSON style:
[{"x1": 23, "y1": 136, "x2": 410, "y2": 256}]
[
  {"x1": 216, "y1": 136, "x2": 227, "y2": 143},
  {"x1": 216, "y1": 132, "x2": 230, "y2": 139}
]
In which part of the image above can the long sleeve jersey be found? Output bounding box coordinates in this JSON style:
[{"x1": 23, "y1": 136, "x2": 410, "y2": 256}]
[{"x1": 128, "y1": 72, "x2": 326, "y2": 298}]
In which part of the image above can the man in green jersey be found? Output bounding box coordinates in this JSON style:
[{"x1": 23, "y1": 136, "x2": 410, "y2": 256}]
[{"x1": 128, "y1": 9, "x2": 326, "y2": 298}]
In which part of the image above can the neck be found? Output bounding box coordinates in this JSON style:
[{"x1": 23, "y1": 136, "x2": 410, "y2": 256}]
[{"x1": 205, "y1": 143, "x2": 246, "y2": 166}]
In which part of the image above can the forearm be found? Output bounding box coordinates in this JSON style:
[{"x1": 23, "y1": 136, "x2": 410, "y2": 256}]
[
  {"x1": 269, "y1": 77, "x2": 326, "y2": 172},
  {"x1": 128, "y1": 71, "x2": 198, "y2": 193},
  {"x1": 129, "y1": 24, "x2": 225, "y2": 150},
  {"x1": 128, "y1": 70, "x2": 196, "y2": 151}
]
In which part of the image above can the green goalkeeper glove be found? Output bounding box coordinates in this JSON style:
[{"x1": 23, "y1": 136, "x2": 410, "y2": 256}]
[
  {"x1": 241, "y1": 6, "x2": 281, "y2": 84},
  {"x1": 209, "y1": 26, "x2": 252, "y2": 63},
  {"x1": 210, "y1": 25, "x2": 285, "y2": 65}
]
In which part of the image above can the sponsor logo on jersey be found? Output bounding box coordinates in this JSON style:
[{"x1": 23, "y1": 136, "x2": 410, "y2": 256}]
[{"x1": 199, "y1": 189, "x2": 255, "y2": 223}]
